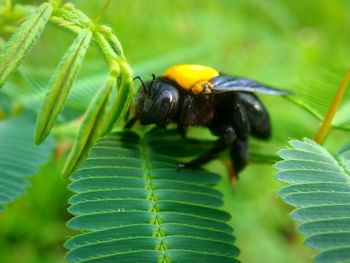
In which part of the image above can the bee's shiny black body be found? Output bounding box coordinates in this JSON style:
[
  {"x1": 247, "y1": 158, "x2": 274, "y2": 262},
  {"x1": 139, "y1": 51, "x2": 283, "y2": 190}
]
[{"x1": 130, "y1": 65, "x2": 288, "y2": 174}]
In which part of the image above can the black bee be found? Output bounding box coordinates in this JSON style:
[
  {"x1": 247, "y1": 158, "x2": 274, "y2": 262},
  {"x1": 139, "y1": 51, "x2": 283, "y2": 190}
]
[{"x1": 127, "y1": 64, "x2": 289, "y2": 175}]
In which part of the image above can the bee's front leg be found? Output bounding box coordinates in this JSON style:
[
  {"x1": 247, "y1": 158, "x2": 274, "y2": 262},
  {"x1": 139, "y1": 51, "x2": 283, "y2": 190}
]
[{"x1": 124, "y1": 116, "x2": 138, "y2": 129}]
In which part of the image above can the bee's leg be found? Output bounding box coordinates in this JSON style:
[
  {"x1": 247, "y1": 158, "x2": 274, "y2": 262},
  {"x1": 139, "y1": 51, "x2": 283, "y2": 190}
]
[
  {"x1": 223, "y1": 102, "x2": 250, "y2": 185},
  {"x1": 176, "y1": 95, "x2": 194, "y2": 139},
  {"x1": 227, "y1": 138, "x2": 249, "y2": 188},
  {"x1": 178, "y1": 124, "x2": 189, "y2": 138},
  {"x1": 230, "y1": 138, "x2": 249, "y2": 173},
  {"x1": 124, "y1": 116, "x2": 137, "y2": 129},
  {"x1": 177, "y1": 126, "x2": 236, "y2": 168},
  {"x1": 224, "y1": 160, "x2": 237, "y2": 190}
]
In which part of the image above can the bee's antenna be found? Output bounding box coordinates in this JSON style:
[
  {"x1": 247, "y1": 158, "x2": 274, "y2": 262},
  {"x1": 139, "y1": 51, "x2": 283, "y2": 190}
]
[
  {"x1": 149, "y1": 73, "x2": 156, "y2": 90},
  {"x1": 133, "y1": 76, "x2": 148, "y2": 92},
  {"x1": 133, "y1": 74, "x2": 157, "y2": 94}
]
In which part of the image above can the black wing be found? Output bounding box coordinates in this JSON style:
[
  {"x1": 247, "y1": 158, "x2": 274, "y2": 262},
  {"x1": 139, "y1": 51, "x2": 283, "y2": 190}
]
[{"x1": 211, "y1": 75, "x2": 290, "y2": 95}]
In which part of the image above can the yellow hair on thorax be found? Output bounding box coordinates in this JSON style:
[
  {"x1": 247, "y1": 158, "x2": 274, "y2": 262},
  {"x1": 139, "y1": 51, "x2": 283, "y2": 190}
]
[{"x1": 162, "y1": 64, "x2": 219, "y2": 94}]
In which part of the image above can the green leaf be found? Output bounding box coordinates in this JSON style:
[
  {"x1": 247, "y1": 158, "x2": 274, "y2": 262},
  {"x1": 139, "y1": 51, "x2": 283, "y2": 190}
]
[
  {"x1": 66, "y1": 131, "x2": 239, "y2": 263},
  {"x1": 101, "y1": 63, "x2": 133, "y2": 136},
  {"x1": 288, "y1": 68, "x2": 350, "y2": 131},
  {"x1": 97, "y1": 26, "x2": 124, "y2": 57},
  {"x1": 35, "y1": 28, "x2": 92, "y2": 144},
  {"x1": 0, "y1": 114, "x2": 53, "y2": 211},
  {"x1": 0, "y1": 2, "x2": 52, "y2": 88},
  {"x1": 275, "y1": 138, "x2": 350, "y2": 263},
  {"x1": 1, "y1": 63, "x2": 107, "y2": 121},
  {"x1": 337, "y1": 142, "x2": 350, "y2": 172},
  {"x1": 62, "y1": 72, "x2": 116, "y2": 178}
]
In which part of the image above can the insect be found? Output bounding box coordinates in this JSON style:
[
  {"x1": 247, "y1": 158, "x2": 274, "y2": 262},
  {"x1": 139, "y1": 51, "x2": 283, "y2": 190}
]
[{"x1": 127, "y1": 64, "x2": 289, "y2": 176}]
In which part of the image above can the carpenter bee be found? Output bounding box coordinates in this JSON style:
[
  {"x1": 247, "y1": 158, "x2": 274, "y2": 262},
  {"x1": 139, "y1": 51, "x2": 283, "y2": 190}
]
[{"x1": 127, "y1": 64, "x2": 289, "y2": 175}]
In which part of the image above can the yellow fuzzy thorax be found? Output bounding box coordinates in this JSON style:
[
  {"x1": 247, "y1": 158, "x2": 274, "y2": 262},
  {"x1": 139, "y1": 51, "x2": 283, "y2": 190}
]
[{"x1": 162, "y1": 64, "x2": 219, "y2": 94}]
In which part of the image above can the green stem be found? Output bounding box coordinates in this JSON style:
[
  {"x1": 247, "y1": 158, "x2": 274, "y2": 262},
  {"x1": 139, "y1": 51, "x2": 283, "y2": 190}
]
[
  {"x1": 140, "y1": 136, "x2": 168, "y2": 262},
  {"x1": 94, "y1": 0, "x2": 112, "y2": 23}
]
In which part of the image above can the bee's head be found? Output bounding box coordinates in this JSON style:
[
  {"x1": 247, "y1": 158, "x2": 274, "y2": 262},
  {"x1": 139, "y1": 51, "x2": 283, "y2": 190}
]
[{"x1": 135, "y1": 75, "x2": 180, "y2": 127}]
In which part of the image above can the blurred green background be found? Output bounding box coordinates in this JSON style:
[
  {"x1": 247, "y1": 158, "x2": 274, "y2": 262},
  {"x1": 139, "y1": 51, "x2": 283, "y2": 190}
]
[{"x1": 1, "y1": 0, "x2": 350, "y2": 262}]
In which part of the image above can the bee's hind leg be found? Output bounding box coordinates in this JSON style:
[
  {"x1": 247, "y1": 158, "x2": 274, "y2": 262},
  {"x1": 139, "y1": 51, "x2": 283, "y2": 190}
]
[
  {"x1": 226, "y1": 138, "x2": 249, "y2": 188},
  {"x1": 230, "y1": 138, "x2": 249, "y2": 174},
  {"x1": 177, "y1": 126, "x2": 237, "y2": 168}
]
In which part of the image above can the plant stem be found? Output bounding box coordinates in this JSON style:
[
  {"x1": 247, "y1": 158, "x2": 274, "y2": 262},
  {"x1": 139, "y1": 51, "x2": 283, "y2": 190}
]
[
  {"x1": 94, "y1": 0, "x2": 112, "y2": 23},
  {"x1": 315, "y1": 69, "x2": 350, "y2": 144}
]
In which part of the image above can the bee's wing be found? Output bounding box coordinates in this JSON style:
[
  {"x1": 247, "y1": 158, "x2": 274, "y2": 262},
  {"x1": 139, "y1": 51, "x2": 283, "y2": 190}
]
[{"x1": 211, "y1": 75, "x2": 290, "y2": 95}]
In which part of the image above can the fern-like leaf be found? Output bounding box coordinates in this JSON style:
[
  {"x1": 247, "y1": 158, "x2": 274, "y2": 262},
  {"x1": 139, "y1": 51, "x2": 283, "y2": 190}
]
[
  {"x1": 275, "y1": 138, "x2": 350, "y2": 263},
  {"x1": 66, "y1": 130, "x2": 239, "y2": 263},
  {"x1": 35, "y1": 28, "x2": 92, "y2": 144},
  {"x1": 0, "y1": 2, "x2": 52, "y2": 87},
  {"x1": 0, "y1": 114, "x2": 53, "y2": 211},
  {"x1": 289, "y1": 68, "x2": 350, "y2": 131}
]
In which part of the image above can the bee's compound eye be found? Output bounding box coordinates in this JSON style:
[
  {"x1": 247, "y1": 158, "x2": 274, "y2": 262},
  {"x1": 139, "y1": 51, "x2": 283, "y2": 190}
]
[
  {"x1": 157, "y1": 88, "x2": 178, "y2": 112},
  {"x1": 155, "y1": 91, "x2": 170, "y2": 111},
  {"x1": 160, "y1": 90, "x2": 172, "y2": 104}
]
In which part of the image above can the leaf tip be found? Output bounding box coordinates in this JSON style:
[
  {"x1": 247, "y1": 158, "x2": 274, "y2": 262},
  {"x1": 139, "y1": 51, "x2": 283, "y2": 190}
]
[
  {"x1": 34, "y1": 130, "x2": 44, "y2": 145},
  {"x1": 34, "y1": 122, "x2": 49, "y2": 145},
  {"x1": 61, "y1": 160, "x2": 73, "y2": 179}
]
